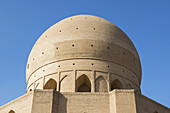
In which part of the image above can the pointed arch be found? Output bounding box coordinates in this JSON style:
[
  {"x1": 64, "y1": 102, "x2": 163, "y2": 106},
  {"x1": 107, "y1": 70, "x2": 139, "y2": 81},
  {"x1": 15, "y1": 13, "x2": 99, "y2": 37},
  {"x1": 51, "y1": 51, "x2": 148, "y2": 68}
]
[
  {"x1": 126, "y1": 84, "x2": 132, "y2": 89},
  {"x1": 95, "y1": 76, "x2": 108, "y2": 92},
  {"x1": 111, "y1": 79, "x2": 122, "y2": 91},
  {"x1": 76, "y1": 74, "x2": 91, "y2": 92},
  {"x1": 35, "y1": 83, "x2": 39, "y2": 89},
  {"x1": 9, "y1": 110, "x2": 15, "y2": 113},
  {"x1": 44, "y1": 78, "x2": 57, "y2": 90}
]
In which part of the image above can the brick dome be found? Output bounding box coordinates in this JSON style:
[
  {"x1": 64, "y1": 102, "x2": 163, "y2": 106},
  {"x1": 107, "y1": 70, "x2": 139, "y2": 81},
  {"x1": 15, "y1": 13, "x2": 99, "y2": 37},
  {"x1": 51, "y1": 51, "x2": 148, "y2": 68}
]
[{"x1": 26, "y1": 15, "x2": 142, "y2": 93}]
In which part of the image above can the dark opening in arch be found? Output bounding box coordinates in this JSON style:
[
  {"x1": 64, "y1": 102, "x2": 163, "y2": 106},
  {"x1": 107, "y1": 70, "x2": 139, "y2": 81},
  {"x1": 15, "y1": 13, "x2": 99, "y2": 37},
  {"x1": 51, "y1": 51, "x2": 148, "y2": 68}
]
[
  {"x1": 44, "y1": 78, "x2": 57, "y2": 90},
  {"x1": 76, "y1": 75, "x2": 91, "y2": 92},
  {"x1": 111, "y1": 79, "x2": 122, "y2": 91},
  {"x1": 9, "y1": 110, "x2": 15, "y2": 113}
]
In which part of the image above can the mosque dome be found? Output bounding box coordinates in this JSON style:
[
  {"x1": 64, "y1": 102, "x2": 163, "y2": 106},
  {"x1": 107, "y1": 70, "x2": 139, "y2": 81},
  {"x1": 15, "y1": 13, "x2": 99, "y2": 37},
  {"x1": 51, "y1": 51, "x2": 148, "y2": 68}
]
[{"x1": 26, "y1": 15, "x2": 142, "y2": 93}]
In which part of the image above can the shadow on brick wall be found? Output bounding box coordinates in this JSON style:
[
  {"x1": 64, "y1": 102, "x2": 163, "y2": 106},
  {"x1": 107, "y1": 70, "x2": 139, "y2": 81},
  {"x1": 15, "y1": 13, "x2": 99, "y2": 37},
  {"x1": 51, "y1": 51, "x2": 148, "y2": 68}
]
[{"x1": 52, "y1": 90, "x2": 67, "y2": 113}]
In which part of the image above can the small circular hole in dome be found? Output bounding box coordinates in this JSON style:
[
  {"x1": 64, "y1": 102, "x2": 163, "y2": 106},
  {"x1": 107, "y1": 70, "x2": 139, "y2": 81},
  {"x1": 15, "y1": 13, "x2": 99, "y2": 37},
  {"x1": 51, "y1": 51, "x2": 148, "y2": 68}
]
[
  {"x1": 27, "y1": 64, "x2": 29, "y2": 69},
  {"x1": 73, "y1": 63, "x2": 75, "y2": 65},
  {"x1": 56, "y1": 47, "x2": 58, "y2": 49},
  {"x1": 91, "y1": 44, "x2": 93, "y2": 47},
  {"x1": 72, "y1": 44, "x2": 74, "y2": 47},
  {"x1": 76, "y1": 28, "x2": 78, "y2": 30}
]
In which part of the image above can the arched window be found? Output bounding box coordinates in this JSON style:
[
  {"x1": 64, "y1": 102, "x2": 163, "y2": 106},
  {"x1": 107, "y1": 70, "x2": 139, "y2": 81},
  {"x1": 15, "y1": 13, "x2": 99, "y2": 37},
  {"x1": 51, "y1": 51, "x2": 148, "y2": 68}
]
[
  {"x1": 76, "y1": 75, "x2": 91, "y2": 92},
  {"x1": 44, "y1": 78, "x2": 57, "y2": 90},
  {"x1": 9, "y1": 110, "x2": 15, "y2": 113},
  {"x1": 111, "y1": 79, "x2": 122, "y2": 91},
  {"x1": 95, "y1": 76, "x2": 108, "y2": 92}
]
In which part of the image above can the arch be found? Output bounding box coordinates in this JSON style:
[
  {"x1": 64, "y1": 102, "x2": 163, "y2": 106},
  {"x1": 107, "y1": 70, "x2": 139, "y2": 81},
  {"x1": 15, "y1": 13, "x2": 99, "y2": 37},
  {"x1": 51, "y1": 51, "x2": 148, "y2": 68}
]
[
  {"x1": 35, "y1": 83, "x2": 39, "y2": 89},
  {"x1": 126, "y1": 84, "x2": 132, "y2": 89},
  {"x1": 59, "y1": 75, "x2": 72, "y2": 92},
  {"x1": 76, "y1": 75, "x2": 91, "y2": 92},
  {"x1": 44, "y1": 78, "x2": 57, "y2": 90},
  {"x1": 9, "y1": 110, "x2": 15, "y2": 113},
  {"x1": 95, "y1": 76, "x2": 108, "y2": 92},
  {"x1": 111, "y1": 79, "x2": 122, "y2": 91}
]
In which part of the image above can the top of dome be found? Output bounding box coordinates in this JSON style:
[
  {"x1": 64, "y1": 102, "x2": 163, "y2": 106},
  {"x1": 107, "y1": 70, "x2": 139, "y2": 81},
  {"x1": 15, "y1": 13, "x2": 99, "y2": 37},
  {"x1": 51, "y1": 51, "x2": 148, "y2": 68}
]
[{"x1": 26, "y1": 15, "x2": 142, "y2": 85}]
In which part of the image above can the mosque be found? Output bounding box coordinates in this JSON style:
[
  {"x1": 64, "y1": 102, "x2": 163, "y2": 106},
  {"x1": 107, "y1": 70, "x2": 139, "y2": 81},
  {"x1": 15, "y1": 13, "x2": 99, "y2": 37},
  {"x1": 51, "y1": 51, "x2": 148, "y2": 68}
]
[{"x1": 0, "y1": 15, "x2": 169, "y2": 113}]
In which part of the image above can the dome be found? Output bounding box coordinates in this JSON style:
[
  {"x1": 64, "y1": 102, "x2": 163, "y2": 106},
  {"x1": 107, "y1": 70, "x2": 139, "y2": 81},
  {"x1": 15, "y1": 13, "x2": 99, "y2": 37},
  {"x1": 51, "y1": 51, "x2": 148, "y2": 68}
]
[{"x1": 26, "y1": 15, "x2": 142, "y2": 93}]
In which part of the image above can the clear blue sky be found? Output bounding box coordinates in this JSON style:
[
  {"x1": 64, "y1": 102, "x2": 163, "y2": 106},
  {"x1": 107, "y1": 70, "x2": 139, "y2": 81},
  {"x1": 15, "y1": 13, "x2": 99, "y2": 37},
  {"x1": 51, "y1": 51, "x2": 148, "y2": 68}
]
[{"x1": 0, "y1": 0, "x2": 170, "y2": 107}]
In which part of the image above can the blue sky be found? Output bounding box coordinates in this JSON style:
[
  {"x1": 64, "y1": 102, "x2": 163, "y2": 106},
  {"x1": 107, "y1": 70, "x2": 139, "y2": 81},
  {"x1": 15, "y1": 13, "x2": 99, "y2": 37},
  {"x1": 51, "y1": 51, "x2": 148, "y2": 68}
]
[{"x1": 0, "y1": 0, "x2": 170, "y2": 107}]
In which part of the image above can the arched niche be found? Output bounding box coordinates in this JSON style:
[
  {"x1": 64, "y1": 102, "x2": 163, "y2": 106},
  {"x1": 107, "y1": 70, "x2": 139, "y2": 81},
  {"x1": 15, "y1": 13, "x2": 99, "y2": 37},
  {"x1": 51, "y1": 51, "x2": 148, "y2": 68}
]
[
  {"x1": 9, "y1": 110, "x2": 15, "y2": 113},
  {"x1": 126, "y1": 84, "x2": 132, "y2": 89},
  {"x1": 44, "y1": 78, "x2": 57, "y2": 90},
  {"x1": 76, "y1": 74, "x2": 91, "y2": 92},
  {"x1": 111, "y1": 79, "x2": 122, "y2": 91},
  {"x1": 95, "y1": 76, "x2": 108, "y2": 92}
]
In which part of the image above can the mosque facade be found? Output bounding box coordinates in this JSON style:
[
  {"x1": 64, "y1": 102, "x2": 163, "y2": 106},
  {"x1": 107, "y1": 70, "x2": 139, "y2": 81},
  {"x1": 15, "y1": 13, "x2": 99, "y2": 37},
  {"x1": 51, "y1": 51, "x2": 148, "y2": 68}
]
[{"x1": 0, "y1": 15, "x2": 169, "y2": 113}]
